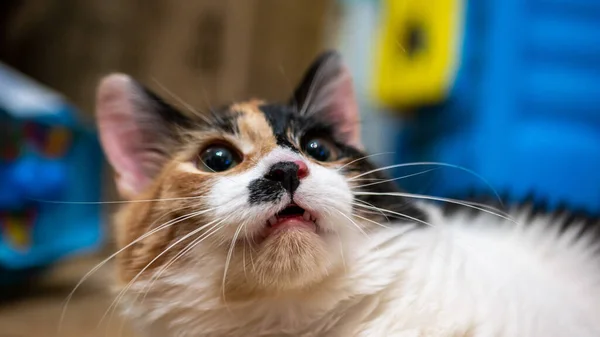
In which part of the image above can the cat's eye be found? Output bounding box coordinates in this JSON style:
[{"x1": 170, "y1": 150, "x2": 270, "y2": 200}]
[
  {"x1": 197, "y1": 144, "x2": 241, "y2": 172},
  {"x1": 303, "y1": 138, "x2": 336, "y2": 162}
]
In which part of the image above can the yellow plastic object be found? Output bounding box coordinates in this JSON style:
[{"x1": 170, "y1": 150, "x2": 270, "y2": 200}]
[
  {"x1": 373, "y1": 0, "x2": 464, "y2": 108},
  {"x1": 46, "y1": 127, "x2": 72, "y2": 158},
  {"x1": 2, "y1": 211, "x2": 35, "y2": 251}
]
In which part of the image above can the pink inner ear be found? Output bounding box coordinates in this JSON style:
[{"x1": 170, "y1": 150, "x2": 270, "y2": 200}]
[
  {"x1": 96, "y1": 74, "x2": 151, "y2": 198},
  {"x1": 312, "y1": 65, "x2": 362, "y2": 149},
  {"x1": 329, "y1": 68, "x2": 362, "y2": 149}
]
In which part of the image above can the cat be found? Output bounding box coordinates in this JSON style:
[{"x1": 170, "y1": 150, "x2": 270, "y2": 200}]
[{"x1": 96, "y1": 51, "x2": 600, "y2": 337}]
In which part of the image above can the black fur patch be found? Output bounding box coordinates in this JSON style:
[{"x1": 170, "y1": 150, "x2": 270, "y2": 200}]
[
  {"x1": 259, "y1": 104, "x2": 300, "y2": 152},
  {"x1": 260, "y1": 104, "x2": 291, "y2": 135},
  {"x1": 138, "y1": 82, "x2": 241, "y2": 136},
  {"x1": 275, "y1": 135, "x2": 297, "y2": 151},
  {"x1": 210, "y1": 109, "x2": 241, "y2": 134},
  {"x1": 139, "y1": 84, "x2": 194, "y2": 128},
  {"x1": 248, "y1": 178, "x2": 286, "y2": 205},
  {"x1": 257, "y1": 103, "x2": 428, "y2": 226},
  {"x1": 442, "y1": 191, "x2": 600, "y2": 243}
]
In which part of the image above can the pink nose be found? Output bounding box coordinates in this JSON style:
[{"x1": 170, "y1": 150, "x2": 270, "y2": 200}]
[{"x1": 294, "y1": 160, "x2": 309, "y2": 179}]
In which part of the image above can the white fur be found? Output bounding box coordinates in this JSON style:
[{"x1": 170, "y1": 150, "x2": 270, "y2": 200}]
[
  {"x1": 208, "y1": 147, "x2": 354, "y2": 239},
  {"x1": 123, "y1": 202, "x2": 600, "y2": 337}
]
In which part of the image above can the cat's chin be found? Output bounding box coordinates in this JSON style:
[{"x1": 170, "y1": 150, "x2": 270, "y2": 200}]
[{"x1": 225, "y1": 228, "x2": 333, "y2": 297}]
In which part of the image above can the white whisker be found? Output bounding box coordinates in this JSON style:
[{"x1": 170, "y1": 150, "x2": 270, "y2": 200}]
[
  {"x1": 352, "y1": 199, "x2": 391, "y2": 221},
  {"x1": 354, "y1": 191, "x2": 516, "y2": 224},
  {"x1": 58, "y1": 206, "x2": 218, "y2": 334},
  {"x1": 138, "y1": 217, "x2": 230, "y2": 305},
  {"x1": 35, "y1": 194, "x2": 210, "y2": 206},
  {"x1": 222, "y1": 222, "x2": 246, "y2": 304},
  {"x1": 330, "y1": 208, "x2": 370, "y2": 238},
  {"x1": 334, "y1": 230, "x2": 347, "y2": 273},
  {"x1": 98, "y1": 211, "x2": 221, "y2": 330},
  {"x1": 349, "y1": 178, "x2": 388, "y2": 182},
  {"x1": 336, "y1": 152, "x2": 394, "y2": 171},
  {"x1": 352, "y1": 202, "x2": 435, "y2": 228},
  {"x1": 151, "y1": 78, "x2": 213, "y2": 124},
  {"x1": 352, "y1": 213, "x2": 390, "y2": 229},
  {"x1": 348, "y1": 162, "x2": 504, "y2": 208},
  {"x1": 352, "y1": 169, "x2": 439, "y2": 189}
]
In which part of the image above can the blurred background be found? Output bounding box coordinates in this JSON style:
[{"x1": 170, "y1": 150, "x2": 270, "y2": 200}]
[{"x1": 0, "y1": 0, "x2": 599, "y2": 336}]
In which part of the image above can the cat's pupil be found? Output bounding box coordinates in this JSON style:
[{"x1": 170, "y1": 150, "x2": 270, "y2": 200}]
[
  {"x1": 202, "y1": 147, "x2": 234, "y2": 172},
  {"x1": 305, "y1": 139, "x2": 330, "y2": 161}
]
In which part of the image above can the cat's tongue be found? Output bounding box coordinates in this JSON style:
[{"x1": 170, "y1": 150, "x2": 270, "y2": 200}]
[{"x1": 268, "y1": 215, "x2": 317, "y2": 234}]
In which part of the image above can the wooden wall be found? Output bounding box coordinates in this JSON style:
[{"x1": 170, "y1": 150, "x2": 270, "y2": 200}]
[{"x1": 1, "y1": 0, "x2": 335, "y2": 115}]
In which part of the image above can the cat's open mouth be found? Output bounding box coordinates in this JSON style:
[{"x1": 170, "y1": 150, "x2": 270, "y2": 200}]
[{"x1": 264, "y1": 204, "x2": 318, "y2": 235}]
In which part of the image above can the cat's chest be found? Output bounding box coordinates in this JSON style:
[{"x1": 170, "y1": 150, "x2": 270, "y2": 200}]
[
  {"x1": 129, "y1": 221, "x2": 600, "y2": 337},
  {"x1": 140, "y1": 301, "x2": 350, "y2": 337}
]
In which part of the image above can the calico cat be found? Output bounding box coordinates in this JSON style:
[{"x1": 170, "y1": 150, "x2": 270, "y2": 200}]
[{"x1": 96, "y1": 51, "x2": 600, "y2": 337}]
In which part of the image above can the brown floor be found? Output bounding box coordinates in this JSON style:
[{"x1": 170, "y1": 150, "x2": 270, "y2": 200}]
[{"x1": 0, "y1": 254, "x2": 136, "y2": 337}]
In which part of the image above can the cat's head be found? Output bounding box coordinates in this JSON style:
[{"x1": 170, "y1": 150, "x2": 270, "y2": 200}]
[{"x1": 97, "y1": 51, "x2": 423, "y2": 297}]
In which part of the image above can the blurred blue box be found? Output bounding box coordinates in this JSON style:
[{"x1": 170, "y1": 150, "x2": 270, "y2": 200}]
[
  {"x1": 376, "y1": 0, "x2": 600, "y2": 212},
  {"x1": 0, "y1": 63, "x2": 104, "y2": 285}
]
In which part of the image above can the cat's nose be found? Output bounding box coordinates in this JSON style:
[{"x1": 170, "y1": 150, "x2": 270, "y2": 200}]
[{"x1": 265, "y1": 160, "x2": 309, "y2": 195}]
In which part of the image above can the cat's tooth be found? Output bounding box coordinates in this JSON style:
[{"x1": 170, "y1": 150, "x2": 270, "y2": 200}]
[
  {"x1": 268, "y1": 216, "x2": 277, "y2": 226},
  {"x1": 303, "y1": 211, "x2": 311, "y2": 221}
]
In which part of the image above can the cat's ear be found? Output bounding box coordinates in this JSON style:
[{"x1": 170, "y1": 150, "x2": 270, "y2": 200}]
[
  {"x1": 96, "y1": 74, "x2": 191, "y2": 199},
  {"x1": 291, "y1": 51, "x2": 361, "y2": 148}
]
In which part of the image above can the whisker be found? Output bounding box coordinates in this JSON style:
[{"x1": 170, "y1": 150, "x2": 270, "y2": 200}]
[
  {"x1": 351, "y1": 168, "x2": 439, "y2": 189},
  {"x1": 197, "y1": 158, "x2": 240, "y2": 184},
  {"x1": 352, "y1": 199, "x2": 391, "y2": 221},
  {"x1": 352, "y1": 202, "x2": 436, "y2": 228},
  {"x1": 336, "y1": 152, "x2": 394, "y2": 171},
  {"x1": 348, "y1": 162, "x2": 504, "y2": 208},
  {"x1": 98, "y1": 211, "x2": 221, "y2": 331},
  {"x1": 118, "y1": 221, "x2": 227, "y2": 337},
  {"x1": 200, "y1": 87, "x2": 224, "y2": 124},
  {"x1": 137, "y1": 216, "x2": 230, "y2": 304},
  {"x1": 349, "y1": 178, "x2": 388, "y2": 182},
  {"x1": 352, "y1": 213, "x2": 390, "y2": 229},
  {"x1": 334, "y1": 230, "x2": 347, "y2": 273},
  {"x1": 356, "y1": 192, "x2": 509, "y2": 217},
  {"x1": 242, "y1": 232, "x2": 248, "y2": 279},
  {"x1": 33, "y1": 194, "x2": 210, "y2": 205},
  {"x1": 151, "y1": 78, "x2": 213, "y2": 124},
  {"x1": 352, "y1": 207, "x2": 391, "y2": 218},
  {"x1": 248, "y1": 239, "x2": 257, "y2": 273},
  {"x1": 222, "y1": 222, "x2": 246, "y2": 305},
  {"x1": 354, "y1": 191, "x2": 516, "y2": 224},
  {"x1": 330, "y1": 208, "x2": 370, "y2": 239},
  {"x1": 57, "y1": 206, "x2": 218, "y2": 334}
]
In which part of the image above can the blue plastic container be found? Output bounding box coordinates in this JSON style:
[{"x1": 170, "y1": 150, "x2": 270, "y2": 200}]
[
  {"x1": 388, "y1": 0, "x2": 600, "y2": 213},
  {"x1": 0, "y1": 63, "x2": 104, "y2": 285}
]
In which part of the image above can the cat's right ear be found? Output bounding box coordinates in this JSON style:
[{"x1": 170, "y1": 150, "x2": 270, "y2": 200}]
[
  {"x1": 291, "y1": 51, "x2": 362, "y2": 149},
  {"x1": 96, "y1": 74, "x2": 190, "y2": 199}
]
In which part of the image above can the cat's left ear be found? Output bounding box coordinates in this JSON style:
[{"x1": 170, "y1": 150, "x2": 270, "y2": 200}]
[
  {"x1": 291, "y1": 51, "x2": 362, "y2": 149},
  {"x1": 95, "y1": 74, "x2": 192, "y2": 199}
]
